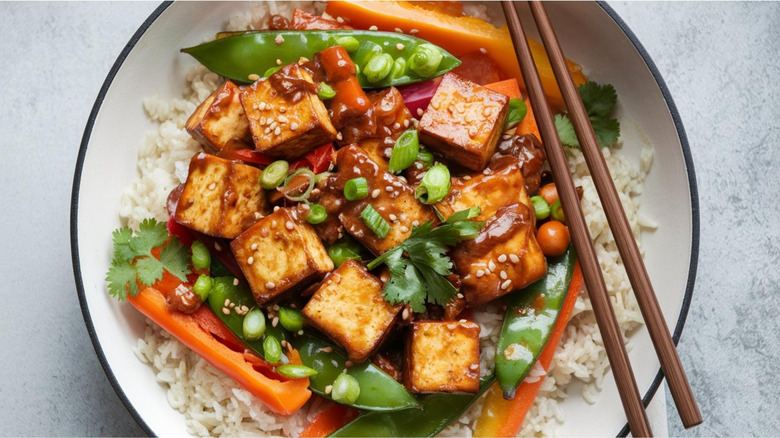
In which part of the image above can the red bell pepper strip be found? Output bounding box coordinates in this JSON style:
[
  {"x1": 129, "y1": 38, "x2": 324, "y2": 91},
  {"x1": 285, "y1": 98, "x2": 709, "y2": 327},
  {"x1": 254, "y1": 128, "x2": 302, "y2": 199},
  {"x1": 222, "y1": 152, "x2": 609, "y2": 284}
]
[
  {"x1": 290, "y1": 143, "x2": 335, "y2": 174},
  {"x1": 128, "y1": 286, "x2": 311, "y2": 416},
  {"x1": 299, "y1": 400, "x2": 360, "y2": 438},
  {"x1": 474, "y1": 262, "x2": 583, "y2": 437}
]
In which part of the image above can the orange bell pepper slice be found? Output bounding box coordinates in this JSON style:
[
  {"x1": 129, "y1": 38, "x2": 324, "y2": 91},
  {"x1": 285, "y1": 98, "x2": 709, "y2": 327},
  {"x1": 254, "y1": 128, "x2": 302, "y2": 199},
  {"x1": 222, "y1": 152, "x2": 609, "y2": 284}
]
[
  {"x1": 299, "y1": 400, "x2": 360, "y2": 437},
  {"x1": 484, "y1": 79, "x2": 541, "y2": 142},
  {"x1": 474, "y1": 262, "x2": 583, "y2": 437},
  {"x1": 325, "y1": 1, "x2": 587, "y2": 109},
  {"x1": 128, "y1": 287, "x2": 311, "y2": 416}
]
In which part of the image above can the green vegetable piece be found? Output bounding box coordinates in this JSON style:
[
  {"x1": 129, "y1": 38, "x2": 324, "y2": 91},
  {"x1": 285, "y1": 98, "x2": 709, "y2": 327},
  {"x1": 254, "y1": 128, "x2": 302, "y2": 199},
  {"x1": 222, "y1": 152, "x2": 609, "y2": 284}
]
[
  {"x1": 291, "y1": 334, "x2": 419, "y2": 411},
  {"x1": 408, "y1": 43, "x2": 443, "y2": 77},
  {"x1": 335, "y1": 35, "x2": 360, "y2": 53},
  {"x1": 260, "y1": 160, "x2": 289, "y2": 189},
  {"x1": 276, "y1": 364, "x2": 318, "y2": 379},
  {"x1": 550, "y1": 199, "x2": 565, "y2": 222},
  {"x1": 360, "y1": 204, "x2": 391, "y2": 238},
  {"x1": 242, "y1": 307, "x2": 266, "y2": 341},
  {"x1": 263, "y1": 65, "x2": 282, "y2": 77},
  {"x1": 331, "y1": 373, "x2": 361, "y2": 405},
  {"x1": 344, "y1": 177, "x2": 369, "y2": 201},
  {"x1": 414, "y1": 164, "x2": 451, "y2": 204},
  {"x1": 554, "y1": 81, "x2": 620, "y2": 148},
  {"x1": 318, "y1": 82, "x2": 336, "y2": 100},
  {"x1": 504, "y1": 98, "x2": 527, "y2": 130},
  {"x1": 329, "y1": 376, "x2": 494, "y2": 437},
  {"x1": 416, "y1": 149, "x2": 434, "y2": 169},
  {"x1": 181, "y1": 30, "x2": 461, "y2": 89},
  {"x1": 190, "y1": 240, "x2": 211, "y2": 271},
  {"x1": 388, "y1": 130, "x2": 419, "y2": 174},
  {"x1": 282, "y1": 168, "x2": 316, "y2": 202},
  {"x1": 264, "y1": 335, "x2": 282, "y2": 364},
  {"x1": 327, "y1": 237, "x2": 365, "y2": 268},
  {"x1": 278, "y1": 307, "x2": 304, "y2": 332},
  {"x1": 496, "y1": 247, "x2": 576, "y2": 398},
  {"x1": 530, "y1": 195, "x2": 551, "y2": 220},
  {"x1": 306, "y1": 203, "x2": 328, "y2": 225},
  {"x1": 193, "y1": 274, "x2": 214, "y2": 302},
  {"x1": 364, "y1": 53, "x2": 394, "y2": 83}
]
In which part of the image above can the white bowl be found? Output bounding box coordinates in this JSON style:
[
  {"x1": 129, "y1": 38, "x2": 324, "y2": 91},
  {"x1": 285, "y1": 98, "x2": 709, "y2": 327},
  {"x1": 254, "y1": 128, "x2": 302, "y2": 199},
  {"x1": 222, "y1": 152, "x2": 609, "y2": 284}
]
[{"x1": 72, "y1": 2, "x2": 698, "y2": 436}]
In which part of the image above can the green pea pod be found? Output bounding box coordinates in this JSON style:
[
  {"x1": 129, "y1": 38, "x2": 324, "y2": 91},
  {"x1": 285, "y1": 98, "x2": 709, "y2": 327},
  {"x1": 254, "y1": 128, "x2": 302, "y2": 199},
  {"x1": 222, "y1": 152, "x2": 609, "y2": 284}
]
[
  {"x1": 181, "y1": 30, "x2": 461, "y2": 89},
  {"x1": 206, "y1": 277, "x2": 289, "y2": 362},
  {"x1": 290, "y1": 334, "x2": 419, "y2": 411},
  {"x1": 496, "y1": 246, "x2": 577, "y2": 398},
  {"x1": 329, "y1": 376, "x2": 494, "y2": 437}
]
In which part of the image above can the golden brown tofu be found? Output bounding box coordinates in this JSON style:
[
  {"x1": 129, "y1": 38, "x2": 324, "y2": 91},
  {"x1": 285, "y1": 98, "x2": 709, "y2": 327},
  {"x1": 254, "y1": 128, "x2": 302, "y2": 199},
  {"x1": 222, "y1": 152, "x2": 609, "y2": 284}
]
[
  {"x1": 186, "y1": 80, "x2": 252, "y2": 153},
  {"x1": 317, "y1": 145, "x2": 437, "y2": 255},
  {"x1": 303, "y1": 260, "x2": 401, "y2": 363},
  {"x1": 231, "y1": 208, "x2": 333, "y2": 305},
  {"x1": 404, "y1": 321, "x2": 481, "y2": 393},
  {"x1": 240, "y1": 64, "x2": 337, "y2": 159},
  {"x1": 418, "y1": 73, "x2": 509, "y2": 171},
  {"x1": 174, "y1": 153, "x2": 268, "y2": 239}
]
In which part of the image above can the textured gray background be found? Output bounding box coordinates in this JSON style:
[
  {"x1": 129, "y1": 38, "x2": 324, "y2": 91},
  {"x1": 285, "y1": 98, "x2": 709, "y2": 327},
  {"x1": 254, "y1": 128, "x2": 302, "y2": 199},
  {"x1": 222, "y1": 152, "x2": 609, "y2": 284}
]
[{"x1": 0, "y1": 1, "x2": 777, "y2": 436}]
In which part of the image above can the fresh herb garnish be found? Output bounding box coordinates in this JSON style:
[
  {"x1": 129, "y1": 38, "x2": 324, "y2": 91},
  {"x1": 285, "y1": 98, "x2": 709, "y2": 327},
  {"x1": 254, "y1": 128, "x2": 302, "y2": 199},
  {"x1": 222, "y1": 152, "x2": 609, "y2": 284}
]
[
  {"x1": 555, "y1": 81, "x2": 620, "y2": 148},
  {"x1": 367, "y1": 208, "x2": 484, "y2": 312},
  {"x1": 106, "y1": 218, "x2": 191, "y2": 300}
]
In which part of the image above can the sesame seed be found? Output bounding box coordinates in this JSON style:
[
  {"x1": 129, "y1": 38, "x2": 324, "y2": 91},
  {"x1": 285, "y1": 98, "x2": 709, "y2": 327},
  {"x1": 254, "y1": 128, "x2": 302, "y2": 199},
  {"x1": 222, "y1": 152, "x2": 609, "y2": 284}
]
[
  {"x1": 384, "y1": 137, "x2": 395, "y2": 145},
  {"x1": 336, "y1": 16, "x2": 344, "y2": 23},
  {"x1": 402, "y1": 308, "x2": 410, "y2": 320},
  {"x1": 208, "y1": 182, "x2": 216, "y2": 190},
  {"x1": 280, "y1": 106, "x2": 287, "y2": 113},
  {"x1": 371, "y1": 188, "x2": 381, "y2": 198},
  {"x1": 400, "y1": 225, "x2": 409, "y2": 233},
  {"x1": 261, "y1": 228, "x2": 269, "y2": 237},
  {"x1": 233, "y1": 278, "x2": 239, "y2": 286},
  {"x1": 264, "y1": 127, "x2": 271, "y2": 134},
  {"x1": 396, "y1": 43, "x2": 405, "y2": 51},
  {"x1": 501, "y1": 279, "x2": 512, "y2": 290},
  {"x1": 469, "y1": 363, "x2": 479, "y2": 370},
  {"x1": 276, "y1": 58, "x2": 282, "y2": 65},
  {"x1": 274, "y1": 126, "x2": 281, "y2": 135},
  {"x1": 510, "y1": 254, "x2": 520, "y2": 263},
  {"x1": 298, "y1": 330, "x2": 304, "y2": 335},
  {"x1": 272, "y1": 316, "x2": 279, "y2": 327},
  {"x1": 476, "y1": 270, "x2": 485, "y2": 278},
  {"x1": 214, "y1": 242, "x2": 222, "y2": 251},
  {"x1": 254, "y1": 212, "x2": 263, "y2": 220},
  {"x1": 447, "y1": 323, "x2": 456, "y2": 330},
  {"x1": 247, "y1": 256, "x2": 254, "y2": 265},
  {"x1": 271, "y1": 220, "x2": 278, "y2": 227},
  {"x1": 410, "y1": 28, "x2": 419, "y2": 34},
  {"x1": 385, "y1": 186, "x2": 394, "y2": 192},
  {"x1": 285, "y1": 220, "x2": 294, "y2": 231},
  {"x1": 290, "y1": 122, "x2": 298, "y2": 131},
  {"x1": 389, "y1": 214, "x2": 398, "y2": 222},
  {"x1": 229, "y1": 302, "x2": 235, "y2": 308},
  {"x1": 457, "y1": 293, "x2": 464, "y2": 299},
  {"x1": 483, "y1": 168, "x2": 491, "y2": 175},
  {"x1": 248, "y1": 73, "x2": 260, "y2": 81},
  {"x1": 479, "y1": 47, "x2": 487, "y2": 54},
  {"x1": 462, "y1": 175, "x2": 471, "y2": 180},
  {"x1": 259, "y1": 102, "x2": 266, "y2": 110},
  {"x1": 275, "y1": 35, "x2": 284, "y2": 45},
  {"x1": 273, "y1": 206, "x2": 280, "y2": 212},
  {"x1": 403, "y1": 119, "x2": 410, "y2": 128},
  {"x1": 416, "y1": 108, "x2": 424, "y2": 117},
  {"x1": 488, "y1": 260, "x2": 497, "y2": 271},
  {"x1": 336, "y1": 132, "x2": 343, "y2": 141},
  {"x1": 266, "y1": 281, "x2": 276, "y2": 289},
  {"x1": 498, "y1": 254, "x2": 507, "y2": 263},
  {"x1": 369, "y1": 25, "x2": 378, "y2": 31},
  {"x1": 393, "y1": 122, "x2": 401, "y2": 130},
  {"x1": 251, "y1": 243, "x2": 258, "y2": 250},
  {"x1": 394, "y1": 27, "x2": 403, "y2": 33},
  {"x1": 500, "y1": 270, "x2": 508, "y2": 280},
  {"x1": 273, "y1": 304, "x2": 280, "y2": 311},
  {"x1": 222, "y1": 307, "x2": 230, "y2": 315},
  {"x1": 412, "y1": 220, "x2": 419, "y2": 226},
  {"x1": 281, "y1": 340, "x2": 288, "y2": 348},
  {"x1": 325, "y1": 385, "x2": 333, "y2": 394},
  {"x1": 224, "y1": 299, "x2": 230, "y2": 306}
]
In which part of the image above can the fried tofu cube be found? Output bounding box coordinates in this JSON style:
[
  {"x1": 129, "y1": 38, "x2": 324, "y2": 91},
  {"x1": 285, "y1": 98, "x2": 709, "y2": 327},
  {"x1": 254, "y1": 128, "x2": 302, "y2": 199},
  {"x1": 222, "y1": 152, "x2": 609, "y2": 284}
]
[
  {"x1": 231, "y1": 208, "x2": 333, "y2": 305},
  {"x1": 418, "y1": 73, "x2": 509, "y2": 171},
  {"x1": 186, "y1": 80, "x2": 252, "y2": 153},
  {"x1": 404, "y1": 321, "x2": 481, "y2": 393},
  {"x1": 240, "y1": 64, "x2": 337, "y2": 159},
  {"x1": 451, "y1": 203, "x2": 547, "y2": 306},
  {"x1": 174, "y1": 153, "x2": 268, "y2": 239},
  {"x1": 303, "y1": 260, "x2": 401, "y2": 362}
]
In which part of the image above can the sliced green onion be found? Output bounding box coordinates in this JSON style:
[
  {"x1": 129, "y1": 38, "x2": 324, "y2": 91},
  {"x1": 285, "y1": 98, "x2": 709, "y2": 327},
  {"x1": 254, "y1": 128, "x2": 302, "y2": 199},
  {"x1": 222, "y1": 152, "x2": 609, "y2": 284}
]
[
  {"x1": 416, "y1": 149, "x2": 434, "y2": 169},
  {"x1": 276, "y1": 364, "x2": 318, "y2": 379},
  {"x1": 193, "y1": 274, "x2": 214, "y2": 302},
  {"x1": 530, "y1": 195, "x2": 551, "y2": 220},
  {"x1": 306, "y1": 203, "x2": 328, "y2": 225},
  {"x1": 264, "y1": 335, "x2": 282, "y2": 364},
  {"x1": 344, "y1": 177, "x2": 369, "y2": 201},
  {"x1": 388, "y1": 130, "x2": 419, "y2": 174},
  {"x1": 264, "y1": 66, "x2": 282, "y2": 77},
  {"x1": 318, "y1": 82, "x2": 336, "y2": 100},
  {"x1": 415, "y1": 164, "x2": 451, "y2": 204},
  {"x1": 191, "y1": 241, "x2": 211, "y2": 271},
  {"x1": 364, "y1": 53, "x2": 394, "y2": 83},
  {"x1": 504, "y1": 98, "x2": 528, "y2": 130},
  {"x1": 331, "y1": 373, "x2": 361, "y2": 404},
  {"x1": 281, "y1": 168, "x2": 316, "y2": 202},
  {"x1": 315, "y1": 172, "x2": 332, "y2": 184},
  {"x1": 260, "y1": 160, "x2": 289, "y2": 189},
  {"x1": 550, "y1": 199, "x2": 565, "y2": 223},
  {"x1": 391, "y1": 57, "x2": 407, "y2": 79},
  {"x1": 335, "y1": 36, "x2": 360, "y2": 53},
  {"x1": 409, "y1": 43, "x2": 443, "y2": 77},
  {"x1": 327, "y1": 237, "x2": 364, "y2": 268},
  {"x1": 243, "y1": 308, "x2": 266, "y2": 341},
  {"x1": 278, "y1": 307, "x2": 304, "y2": 332},
  {"x1": 360, "y1": 204, "x2": 391, "y2": 238}
]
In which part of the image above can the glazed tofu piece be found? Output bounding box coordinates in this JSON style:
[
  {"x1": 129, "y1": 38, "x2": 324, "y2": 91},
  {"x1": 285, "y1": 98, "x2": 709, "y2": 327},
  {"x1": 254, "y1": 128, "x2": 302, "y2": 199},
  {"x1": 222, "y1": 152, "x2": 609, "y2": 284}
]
[
  {"x1": 186, "y1": 80, "x2": 252, "y2": 153},
  {"x1": 231, "y1": 208, "x2": 333, "y2": 305},
  {"x1": 241, "y1": 63, "x2": 337, "y2": 159},
  {"x1": 320, "y1": 145, "x2": 437, "y2": 255},
  {"x1": 174, "y1": 153, "x2": 268, "y2": 239},
  {"x1": 418, "y1": 73, "x2": 509, "y2": 171},
  {"x1": 303, "y1": 260, "x2": 402, "y2": 363},
  {"x1": 404, "y1": 321, "x2": 481, "y2": 393}
]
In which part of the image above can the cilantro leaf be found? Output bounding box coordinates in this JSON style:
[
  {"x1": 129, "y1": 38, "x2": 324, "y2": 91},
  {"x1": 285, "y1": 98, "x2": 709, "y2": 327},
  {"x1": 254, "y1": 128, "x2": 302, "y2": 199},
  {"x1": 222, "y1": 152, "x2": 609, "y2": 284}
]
[
  {"x1": 578, "y1": 81, "x2": 617, "y2": 117},
  {"x1": 159, "y1": 237, "x2": 191, "y2": 282},
  {"x1": 129, "y1": 218, "x2": 169, "y2": 256},
  {"x1": 590, "y1": 116, "x2": 620, "y2": 148},
  {"x1": 382, "y1": 250, "x2": 426, "y2": 312},
  {"x1": 416, "y1": 264, "x2": 458, "y2": 307},
  {"x1": 554, "y1": 81, "x2": 621, "y2": 149},
  {"x1": 445, "y1": 206, "x2": 481, "y2": 224},
  {"x1": 554, "y1": 114, "x2": 579, "y2": 148},
  {"x1": 135, "y1": 256, "x2": 164, "y2": 286},
  {"x1": 106, "y1": 258, "x2": 138, "y2": 300},
  {"x1": 112, "y1": 227, "x2": 135, "y2": 262}
]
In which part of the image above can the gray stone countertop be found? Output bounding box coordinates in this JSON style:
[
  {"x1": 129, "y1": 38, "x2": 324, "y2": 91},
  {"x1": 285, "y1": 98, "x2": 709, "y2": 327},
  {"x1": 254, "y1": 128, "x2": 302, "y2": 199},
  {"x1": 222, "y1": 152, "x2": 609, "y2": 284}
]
[{"x1": 0, "y1": 2, "x2": 777, "y2": 436}]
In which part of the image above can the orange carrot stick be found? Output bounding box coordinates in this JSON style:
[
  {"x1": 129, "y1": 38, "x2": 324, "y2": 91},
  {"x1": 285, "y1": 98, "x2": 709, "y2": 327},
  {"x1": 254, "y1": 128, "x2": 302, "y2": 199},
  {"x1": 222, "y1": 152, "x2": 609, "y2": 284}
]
[{"x1": 299, "y1": 401, "x2": 360, "y2": 438}]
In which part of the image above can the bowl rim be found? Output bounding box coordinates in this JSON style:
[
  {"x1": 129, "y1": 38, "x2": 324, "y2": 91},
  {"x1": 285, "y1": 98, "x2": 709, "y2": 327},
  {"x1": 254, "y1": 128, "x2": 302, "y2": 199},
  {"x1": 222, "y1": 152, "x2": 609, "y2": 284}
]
[{"x1": 70, "y1": 2, "x2": 699, "y2": 436}]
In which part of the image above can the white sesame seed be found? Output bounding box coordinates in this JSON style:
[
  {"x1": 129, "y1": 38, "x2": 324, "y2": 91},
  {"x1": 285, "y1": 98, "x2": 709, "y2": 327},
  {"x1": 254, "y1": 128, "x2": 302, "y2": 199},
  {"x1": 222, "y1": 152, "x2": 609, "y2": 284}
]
[
  {"x1": 385, "y1": 186, "x2": 393, "y2": 192},
  {"x1": 400, "y1": 213, "x2": 407, "y2": 221},
  {"x1": 457, "y1": 293, "x2": 464, "y2": 299},
  {"x1": 393, "y1": 122, "x2": 401, "y2": 130},
  {"x1": 247, "y1": 256, "x2": 254, "y2": 265},
  {"x1": 290, "y1": 122, "x2": 298, "y2": 131},
  {"x1": 285, "y1": 220, "x2": 294, "y2": 231},
  {"x1": 476, "y1": 270, "x2": 485, "y2": 278},
  {"x1": 462, "y1": 175, "x2": 471, "y2": 180},
  {"x1": 469, "y1": 363, "x2": 479, "y2": 370},
  {"x1": 222, "y1": 307, "x2": 230, "y2": 315},
  {"x1": 498, "y1": 254, "x2": 507, "y2": 263},
  {"x1": 274, "y1": 126, "x2": 281, "y2": 135},
  {"x1": 214, "y1": 242, "x2": 222, "y2": 251},
  {"x1": 259, "y1": 102, "x2": 266, "y2": 110},
  {"x1": 208, "y1": 182, "x2": 216, "y2": 190},
  {"x1": 233, "y1": 278, "x2": 239, "y2": 286},
  {"x1": 400, "y1": 225, "x2": 409, "y2": 233},
  {"x1": 273, "y1": 304, "x2": 280, "y2": 311},
  {"x1": 510, "y1": 254, "x2": 520, "y2": 263},
  {"x1": 272, "y1": 316, "x2": 279, "y2": 327},
  {"x1": 412, "y1": 220, "x2": 419, "y2": 226},
  {"x1": 369, "y1": 25, "x2": 378, "y2": 31},
  {"x1": 251, "y1": 243, "x2": 258, "y2": 250},
  {"x1": 402, "y1": 308, "x2": 410, "y2": 320},
  {"x1": 271, "y1": 220, "x2": 278, "y2": 227},
  {"x1": 416, "y1": 108, "x2": 424, "y2": 117},
  {"x1": 394, "y1": 27, "x2": 403, "y2": 34},
  {"x1": 273, "y1": 206, "x2": 280, "y2": 212},
  {"x1": 500, "y1": 270, "x2": 508, "y2": 280},
  {"x1": 298, "y1": 330, "x2": 304, "y2": 335},
  {"x1": 248, "y1": 73, "x2": 260, "y2": 81},
  {"x1": 389, "y1": 214, "x2": 398, "y2": 222},
  {"x1": 447, "y1": 323, "x2": 456, "y2": 330},
  {"x1": 229, "y1": 302, "x2": 235, "y2": 308},
  {"x1": 276, "y1": 58, "x2": 282, "y2": 65},
  {"x1": 280, "y1": 106, "x2": 287, "y2": 113},
  {"x1": 281, "y1": 340, "x2": 288, "y2": 348},
  {"x1": 396, "y1": 43, "x2": 405, "y2": 51},
  {"x1": 275, "y1": 35, "x2": 284, "y2": 45},
  {"x1": 224, "y1": 299, "x2": 230, "y2": 306},
  {"x1": 325, "y1": 385, "x2": 333, "y2": 394},
  {"x1": 264, "y1": 127, "x2": 271, "y2": 134},
  {"x1": 501, "y1": 279, "x2": 512, "y2": 290},
  {"x1": 336, "y1": 16, "x2": 344, "y2": 23},
  {"x1": 254, "y1": 212, "x2": 263, "y2": 220},
  {"x1": 409, "y1": 28, "x2": 419, "y2": 34},
  {"x1": 488, "y1": 260, "x2": 497, "y2": 271},
  {"x1": 336, "y1": 132, "x2": 343, "y2": 141},
  {"x1": 479, "y1": 47, "x2": 487, "y2": 54},
  {"x1": 371, "y1": 188, "x2": 381, "y2": 199},
  {"x1": 265, "y1": 281, "x2": 276, "y2": 289},
  {"x1": 403, "y1": 119, "x2": 410, "y2": 128}
]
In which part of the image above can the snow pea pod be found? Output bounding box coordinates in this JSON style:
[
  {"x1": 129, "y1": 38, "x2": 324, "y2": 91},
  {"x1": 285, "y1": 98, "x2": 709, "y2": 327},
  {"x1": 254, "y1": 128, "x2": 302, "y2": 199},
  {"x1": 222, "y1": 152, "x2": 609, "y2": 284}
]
[
  {"x1": 329, "y1": 376, "x2": 494, "y2": 437},
  {"x1": 496, "y1": 246, "x2": 577, "y2": 398},
  {"x1": 181, "y1": 30, "x2": 460, "y2": 89},
  {"x1": 290, "y1": 334, "x2": 419, "y2": 411}
]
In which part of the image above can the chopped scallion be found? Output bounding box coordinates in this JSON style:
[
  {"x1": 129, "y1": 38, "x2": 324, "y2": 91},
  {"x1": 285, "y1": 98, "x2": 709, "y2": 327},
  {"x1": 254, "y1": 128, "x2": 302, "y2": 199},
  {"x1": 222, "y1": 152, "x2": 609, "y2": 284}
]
[
  {"x1": 260, "y1": 160, "x2": 289, "y2": 189},
  {"x1": 344, "y1": 177, "x2": 369, "y2": 201},
  {"x1": 530, "y1": 195, "x2": 550, "y2": 220},
  {"x1": 318, "y1": 82, "x2": 336, "y2": 100},
  {"x1": 278, "y1": 307, "x2": 304, "y2": 332},
  {"x1": 281, "y1": 168, "x2": 316, "y2": 202},
  {"x1": 388, "y1": 130, "x2": 419, "y2": 174},
  {"x1": 360, "y1": 204, "x2": 391, "y2": 238},
  {"x1": 306, "y1": 203, "x2": 328, "y2": 225},
  {"x1": 414, "y1": 164, "x2": 451, "y2": 204},
  {"x1": 276, "y1": 364, "x2": 318, "y2": 379},
  {"x1": 242, "y1": 308, "x2": 266, "y2": 341},
  {"x1": 416, "y1": 149, "x2": 434, "y2": 169}
]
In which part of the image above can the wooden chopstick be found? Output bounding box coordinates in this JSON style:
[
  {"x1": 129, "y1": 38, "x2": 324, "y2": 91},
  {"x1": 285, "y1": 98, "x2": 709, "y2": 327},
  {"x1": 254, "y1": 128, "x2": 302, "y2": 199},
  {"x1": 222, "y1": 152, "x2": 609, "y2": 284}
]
[
  {"x1": 499, "y1": 1, "x2": 652, "y2": 436},
  {"x1": 526, "y1": 1, "x2": 703, "y2": 429}
]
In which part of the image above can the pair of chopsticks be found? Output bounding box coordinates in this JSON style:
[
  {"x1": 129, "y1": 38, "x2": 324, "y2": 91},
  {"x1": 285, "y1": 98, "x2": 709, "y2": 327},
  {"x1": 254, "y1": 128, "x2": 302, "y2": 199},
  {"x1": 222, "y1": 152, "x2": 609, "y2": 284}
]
[{"x1": 500, "y1": 2, "x2": 702, "y2": 436}]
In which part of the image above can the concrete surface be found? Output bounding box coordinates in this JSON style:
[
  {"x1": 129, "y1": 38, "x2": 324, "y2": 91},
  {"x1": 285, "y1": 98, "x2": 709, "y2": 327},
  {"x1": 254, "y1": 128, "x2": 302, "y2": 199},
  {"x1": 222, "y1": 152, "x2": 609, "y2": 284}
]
[{"x1": 0, "y1": 2, "x2": 777, "y2": 436}]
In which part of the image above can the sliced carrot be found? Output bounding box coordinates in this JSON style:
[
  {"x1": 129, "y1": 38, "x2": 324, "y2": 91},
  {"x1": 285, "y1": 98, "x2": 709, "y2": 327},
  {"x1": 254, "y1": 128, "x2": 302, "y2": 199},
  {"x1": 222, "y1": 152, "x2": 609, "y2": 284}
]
[
  {"x1": 484, "y1": 78, "x2": 522, "y2": 99},
  {"x1": 299, "y1": 401, "x2": 360, "y2": 438},
  {"x1": 484, "y1": 79, "x2": 540, "y2": 142},
  {"x1": 474, "y1": 262, "x2": 583, "y2": 437}
]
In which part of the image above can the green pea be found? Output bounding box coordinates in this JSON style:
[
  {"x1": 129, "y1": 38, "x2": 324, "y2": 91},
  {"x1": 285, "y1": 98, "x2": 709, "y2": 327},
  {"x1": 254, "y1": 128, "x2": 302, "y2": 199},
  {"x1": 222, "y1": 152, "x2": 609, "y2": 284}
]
[
  {"x1": 363, "y1": 53, "x2": 394, "y2": 84},
  {"x1": 335, "y1": 36, "x2": 360, "y2": 53},
  {"x1": 278, "y1": 307, "x2": 304, "y2": 332},
  {"x1": 191, "y1": 241, "x2": 211, "y2": 271},
  {"x1": 277, "y1": 364, "x2": 318, "y2": 379},
  {"x1": 331, "y1": 373, "x2": 361, "y2": 404},
  {"x1": 242, "y1": 308, "x2": 266, "y2": 341},
  {"x1": 530, "y1": 196, "x2": 551, "y2": 220},
  {"x1": 409, "y1": 43, "x2": 443, "y2": 77},
  {"x1": 264, "y1": 335, "x2": 282, "y2": 364},
  {"x1": 193, "y1": 274, "x2": 214, "y2": 302}
]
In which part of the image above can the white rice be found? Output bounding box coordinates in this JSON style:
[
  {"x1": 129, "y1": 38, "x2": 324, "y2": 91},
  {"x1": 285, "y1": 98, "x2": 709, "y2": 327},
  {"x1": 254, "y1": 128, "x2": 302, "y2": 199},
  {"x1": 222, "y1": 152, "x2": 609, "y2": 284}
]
[{"x1": 119, "y1": 2, "x2": 653, "y2": 436}]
